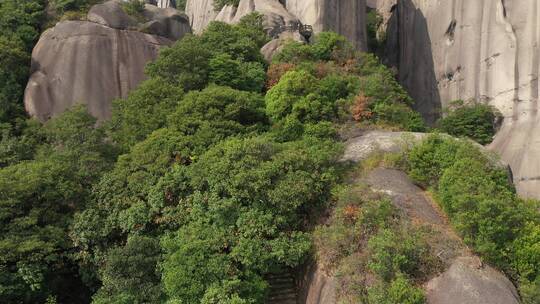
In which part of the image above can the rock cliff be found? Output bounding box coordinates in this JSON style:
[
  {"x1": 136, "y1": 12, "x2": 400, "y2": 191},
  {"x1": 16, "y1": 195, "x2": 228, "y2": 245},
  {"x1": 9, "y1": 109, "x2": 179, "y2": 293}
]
[
  {"x1": 286, "y1": 0, "x2": 368, "y2": 51},
  {"x1": 186, "y1": 0, "x2": 367, "y2": 50},
  {"x1": 24, "y1": 0, "x2": 190, "y2": 121},
  {"x1": 379, "y1": 0, "x2": 540, "y2": 198}
]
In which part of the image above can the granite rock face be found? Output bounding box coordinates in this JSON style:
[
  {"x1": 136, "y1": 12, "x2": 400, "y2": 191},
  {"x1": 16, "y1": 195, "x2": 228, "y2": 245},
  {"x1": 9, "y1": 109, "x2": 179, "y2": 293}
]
[
  {"x1": 380, "y1": 0, "x2": 540, "y2": 198},
  {"x1": 186, "y1": 0, "x2": 367, "y2": 50},
  {"x1": 185, "y1": 0, "x2": 217, "y2": 34},
  {"x1": 286, "y1": 0, "x2": 368, "y2": 51},
  {"x1": 24, "y1": 0, "x2": 190, "y2": 121}
]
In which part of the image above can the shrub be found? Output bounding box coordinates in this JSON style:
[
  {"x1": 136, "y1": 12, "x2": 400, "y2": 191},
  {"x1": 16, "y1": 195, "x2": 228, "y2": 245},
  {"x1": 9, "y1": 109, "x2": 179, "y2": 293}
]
[
  {"x1": 146, "y1": 35, "x2": 212, "y2": 91},
  {"x1": 438, "y1": 102, "x2": 497, "y2": 145},
  {"x1": 521, "y1": 276, "x2": 540, "y2": 304},
  {"x1": 367, "y1": 228, "x2": 435, "y2": 282},
  {"x1": 209, "y1": 53, "x2": 266, "y2": 92},
  {"x1": 406, "y1": 134, "x2": 479, "y2": 187},
  {"x1": 121, "y1": 0, "x2": 145, "y2": 20},
  {"x1": 108, "y1": 78, "x2": 184, "y2": 150},
  {"x1": 373, "y1": 103, "x2": 426, "y2": 132},
  {"x1": 213, "y1": 0, "x2": 240, "y2": 10},
  {"x1": 266, "y1": 63, "x2": 296, "y2": 89},
  {"x1": 368, "y1": 275, "x2": 426, "y2": 304},
  {"x1": 273, "y1": 32, "x2": 354, "y2": 64},
  {"x1": 405, "y1": 133, "x2": 540, "y2": 293}
]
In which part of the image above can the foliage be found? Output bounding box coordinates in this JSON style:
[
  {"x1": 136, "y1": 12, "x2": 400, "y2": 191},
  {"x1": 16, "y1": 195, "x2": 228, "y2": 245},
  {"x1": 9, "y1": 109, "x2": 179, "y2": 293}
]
[
  {"x1": 108, "y1": 78, "x2": 184, "y2": 151},
  {"x1": 406, "y1": 134, "x2": 480, "y2": 188},
  {"x1": 120, "y1": 0, "x2": 146, "y2": 22},
  {"x1": 372, "y1": 103, "x2": 426, "y2": 132},
  {"x1": 367, "y1": 228, "x2": 434, "y2": 282},
  {"x1": 438, "y1": 102, "x2": 498, "y2": 145},
  {"x1": 368, "y1": 275, "x2": 425, "y2": 304},
  {"x1": 0, "y1": 106, "x2": 113, "y2": 303},
  {"x1": 92, "y1": 236, "x2": 163, "y2": 304},
  {"x1": 213, "y1": 0, "x2": 240, "y2": 10},
  {"x1": 404, "y1": 134, "x2": 540, "y2": 295},
  {"x1": 147, "y1": 16, "x2": 268, "y2": 92},
  {"x1": 209, "y1": 53, "x2": 266, "y2": 92},
  {"x1": 273, "y1": 32, "x2": 354, "y2": 64},
  {"x1": 158, "y1": 136, "x2": 341, "y2": 302},
  {"x1": 146, "y1": 35, "x2": 212, "y2": 91},
  {"x1": 366, "y1": 9, "x2": 385, "y2": 54},
  {"x1": 176, "y1": 0, "x2": 187, "y2": 11},
  {"x1": 0, "y1": 0, "x2": 46, "y2": 125},
  {"x1": 265, "y1": 70, "x2": 359, "y2": 125},
  {"x1": 313, "y1": 183, "x2": 436, "y2": 303},
  {"x1": 272, "y1": 34, "x2": 425, "y2": 132},
  {"x1": 51, "y1": 0, "x2": 101, "y2": 15}
]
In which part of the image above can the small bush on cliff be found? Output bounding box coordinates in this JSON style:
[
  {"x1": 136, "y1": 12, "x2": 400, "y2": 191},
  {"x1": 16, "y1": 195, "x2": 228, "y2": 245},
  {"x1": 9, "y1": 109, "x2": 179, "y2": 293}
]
[
  {"x1": 437, "y1": 101, "x2": 498, "y2": 145},
  {"x1": 213, "y1": 0, "x2": 240, "y2": 10}
]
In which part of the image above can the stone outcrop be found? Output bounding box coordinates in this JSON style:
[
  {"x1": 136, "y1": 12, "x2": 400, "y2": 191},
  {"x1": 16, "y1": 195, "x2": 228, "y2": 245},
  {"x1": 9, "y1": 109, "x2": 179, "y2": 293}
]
[
  {"x1": 24, "y1": 0, "x2": 190, "y2": 121},
  {"x1": 286, "y1": 0, "x2": 368, "y2": 51},
  {"x1": 186, "y1": 0, "x2": 367, "y2": 50},
  {"x1": 426, "y1": 257, "x2": 520, "y2": 304},
  {"x1": 378, "y1": 0, "x2": 540, "y2": 198},
  {"x1": 185, "y1": 0, "x2": 217, "y2": 34},
  {"x1": 297, "y1": 262, "x2": 336, "y2": 304}
]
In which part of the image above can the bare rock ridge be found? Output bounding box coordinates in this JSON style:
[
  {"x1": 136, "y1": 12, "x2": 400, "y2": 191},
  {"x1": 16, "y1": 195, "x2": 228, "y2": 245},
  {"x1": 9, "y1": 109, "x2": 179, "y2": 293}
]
[
  {"x1": 375, "y1": 0, "x2": 540, "y2": 199},
  {"x1": 185, "y1": 0, "x2": 368, "y2": 51},
  {"x1": 299, "y1": 131, "x2": 520, "y2": 304},
  {"x1": 24, "y1": 0, "x2": 190, "y2": 121}
]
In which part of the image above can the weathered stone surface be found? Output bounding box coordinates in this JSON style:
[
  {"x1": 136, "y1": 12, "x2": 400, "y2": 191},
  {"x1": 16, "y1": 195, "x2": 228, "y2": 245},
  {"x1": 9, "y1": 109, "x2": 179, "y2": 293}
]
[
  {"x1": 297, "y1": 262, "x2": 336, "y2": 304},
  {"x1": 24, "y1": 1, "x2": 190, "y2": 121},
  {"x1": 142, "y1": 5, "x2": 191, "y2": 40},
  {"x1": 286, "y1": 0, "x2": 368, "y2": 51},
  {"x1": 380, "y1": 0, "x2": 540, "y2": 198},
  {"x1": 185, "y1": 0, "x2": 217, "y2": 33},
  {"x1": 24, "y1": 21, "x2": 171, "y2": 121},
  {"x1": 341, "y1": 130, "x2": 426, "y2": 162},
  {"x1": 365, "y1": 168, "x2": 444, "y2": 225},
  {"x1": 364, "y1": 168, "x2": 520, "y2": 304},
  {"x1": 426, "y1": 257, "x2": 520, "y2": 304},
  {"x1": 261, "y1": 30, "x2": 307, "y2": 61},
  {"x1": 88, "y1": 0, "x2": 137, "y2": 29}
]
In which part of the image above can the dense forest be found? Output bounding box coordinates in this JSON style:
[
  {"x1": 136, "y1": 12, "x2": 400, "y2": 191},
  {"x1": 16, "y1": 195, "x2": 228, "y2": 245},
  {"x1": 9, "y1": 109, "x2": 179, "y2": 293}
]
[{"x1": 1, "y1": 1, "x2": 539, "y2": 304}]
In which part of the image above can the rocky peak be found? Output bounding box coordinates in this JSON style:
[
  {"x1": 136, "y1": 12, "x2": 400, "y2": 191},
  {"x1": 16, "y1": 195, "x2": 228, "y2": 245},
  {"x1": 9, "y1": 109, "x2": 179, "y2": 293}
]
[{"x1": 24, "y1": 0, "x2": 190, "y2": 121}]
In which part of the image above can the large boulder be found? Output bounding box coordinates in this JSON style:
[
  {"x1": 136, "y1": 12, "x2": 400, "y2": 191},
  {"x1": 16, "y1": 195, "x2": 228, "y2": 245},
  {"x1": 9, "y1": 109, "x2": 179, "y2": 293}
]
[
  {"x1": 24, "y1": 0, "x2": 190, "y2": 121},
  {"x1": 426, "y1": 257, "x2": 520, "y2": 304},
  {"x1": 379, "y1": 0, "x2": 540, "y2": 198}
]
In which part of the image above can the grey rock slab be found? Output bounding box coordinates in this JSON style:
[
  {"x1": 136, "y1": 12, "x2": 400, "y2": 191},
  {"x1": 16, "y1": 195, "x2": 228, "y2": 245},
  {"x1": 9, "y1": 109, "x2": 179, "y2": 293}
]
[
  {"x1": 426, "y1": 257, "x2": 520, "y2": 304},
  {"x1": 341, "y1": 130, "x2": 426, "y2": 162}
]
